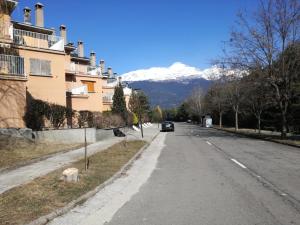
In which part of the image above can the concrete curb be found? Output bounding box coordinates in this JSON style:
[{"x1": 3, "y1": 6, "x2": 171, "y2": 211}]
[
  {"x1": 214, "y1": 127, "x2": 300, "y2": 149},
  {"x1": 26, "y1": 131, "x2": 160, "y2": 225}
]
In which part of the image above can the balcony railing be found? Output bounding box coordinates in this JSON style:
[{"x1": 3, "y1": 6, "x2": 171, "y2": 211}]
[
  {"x1": 102, "y1": 93, "x2": 113, "y2": 103},
  {"x1": 66, "y1": 63, "x2": 101, "y2": 76},
  {"x1": 13, "y1": 28, "x2": 64, "y2": 51},
  {"x1": 0, "y1": 54, "x2": 25, "y2": 77},
  {"x1": 68, "y1": 85, "x2": 88, "y2": 95}
]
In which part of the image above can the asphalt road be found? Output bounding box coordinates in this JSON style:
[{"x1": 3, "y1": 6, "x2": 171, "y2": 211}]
[{"x1": 107, "y1": 123, "x2": 300, "y2": 225}]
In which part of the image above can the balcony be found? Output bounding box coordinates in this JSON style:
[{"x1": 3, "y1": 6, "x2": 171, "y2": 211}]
[
  {"x1": 65, "y1": 63, "x2": 101, "y2": 77},
  {"x1": 67, "y1": 85, "x2": 88, "y2": 96},
  {"x1": 13, "y1": 28, "x2": 64, "y2": 51},
  {"x1": 102, "y1": 93, "x2": 113, "y2": 103},
  {"x1": 0, "y1": 54, "x2": 26, "y2": 79}
]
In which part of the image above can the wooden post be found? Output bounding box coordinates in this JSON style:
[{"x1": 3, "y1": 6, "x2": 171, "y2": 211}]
[{"x1": 84, "y1": 127, "x2": 87, "y2": 171}]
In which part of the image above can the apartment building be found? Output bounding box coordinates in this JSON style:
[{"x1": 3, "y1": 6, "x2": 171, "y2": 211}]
[
  {"x1": 0, "y1": 0, "x2": 27, "y2": 128},
  {"x1": 101, "y1": 67, "x2": 118, "y2": 111},
  {"x1": 0, "y1": 0, "x2": 119, "y2": 128}
]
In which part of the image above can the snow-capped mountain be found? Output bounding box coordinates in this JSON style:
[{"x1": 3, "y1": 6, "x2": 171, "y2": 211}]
[
  {"x1": 120, "y1": 62, "x2": 227, "y2": 108},
  {"x1": 121, "y1": 62, "x2": 222, "y2": 82}
]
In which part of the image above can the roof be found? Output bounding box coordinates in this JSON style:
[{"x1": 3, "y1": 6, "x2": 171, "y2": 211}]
[
  {"x1": 12, "y1": 21, "x2": 54, "y2": 35},
  {"x1": 70, "y1": 53, "x2": 90, "y2": 63},
  {"x1": 64, "y1": 43, "x2": 76, "y2": 52}
]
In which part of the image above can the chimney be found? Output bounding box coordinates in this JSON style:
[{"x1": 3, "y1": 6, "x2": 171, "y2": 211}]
[
  {"x1": 23, "y1": 7, "x2": 31, "y2": 24},
  {"x1": 100, "y1": 60, "x2": 105, "y2": 74},
  {"x1": 90, "y1": 51, "x2": 96, "y2": 67},
  {"x1": 60, "y1": 25, "x2": 67, "y2": 45},
  {"x1": 107, "y1": 67, "x2": 113, "y2": 77},
  {"x1": 77, "y1": 41, "x2": 84, "y2": 57},
  {"x1": 35, "y1": 3, "x2": 44, "y2": 27}
]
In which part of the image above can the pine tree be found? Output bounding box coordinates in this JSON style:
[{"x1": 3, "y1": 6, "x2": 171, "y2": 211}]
[{"x1": 111, "y1": 82, "x2": 127, "y2": 120}]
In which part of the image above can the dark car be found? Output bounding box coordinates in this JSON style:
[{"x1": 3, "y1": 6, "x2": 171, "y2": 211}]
[{"x1": 161, "y1": 121, "x2": 175, "y2": 132}]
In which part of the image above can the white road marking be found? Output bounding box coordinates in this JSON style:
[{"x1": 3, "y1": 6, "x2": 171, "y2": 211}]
[
  {"x1": 206, "y1": 141, "x2": 212, "y2": 146},
  {"x1": 231, "y1": 159, "x2": 247, "y2": 169}
]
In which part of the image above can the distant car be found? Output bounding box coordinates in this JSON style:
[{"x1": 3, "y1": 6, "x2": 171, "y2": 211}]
[
  {"x1": 187, "y1": 119, "x2": 192, "y2": 123},
  {"x1": 161, "y1": 121, "x2": 175, "y2": 132}
]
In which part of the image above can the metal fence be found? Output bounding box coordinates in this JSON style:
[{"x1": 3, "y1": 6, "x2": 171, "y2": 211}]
[
  {"x1": 0, "y1": 54, "x2": 25, "y2": 76},
  {"x1": 66, "y1": 63, "x2": 100, "y2": 76},
  {"x1": 13, "y1": 28, "x2": 64, "y2": 51}
]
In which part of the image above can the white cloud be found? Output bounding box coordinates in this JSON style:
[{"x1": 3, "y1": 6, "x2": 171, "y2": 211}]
[{"x1": 121, "y1": 62, "x2": 223, "y2": 82}]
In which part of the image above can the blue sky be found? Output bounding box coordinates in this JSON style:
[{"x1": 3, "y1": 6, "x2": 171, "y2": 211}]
[{"x1": 12, "y1": 0, "x2": 258, "y2": 74}]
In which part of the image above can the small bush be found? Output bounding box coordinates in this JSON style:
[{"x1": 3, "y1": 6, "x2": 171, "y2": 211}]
[
  {"x1": 24, "y1": 99, "x2": 48, "y2": 130},
  {"x1": 132, "y1": 113, "x2": 139, "y2": 125},
  {"x1": 78, "y1": 110, "x2": 94, "y2": 128},
  {"x1": 24, "y1": 93, "x2": 72, "y2": 130},
  {"x1": 47, "y1": 104, "x2": 73, "y2": 129},
  {"x1": 92, "y1": 111, "x2": 125, "y2": 129}
]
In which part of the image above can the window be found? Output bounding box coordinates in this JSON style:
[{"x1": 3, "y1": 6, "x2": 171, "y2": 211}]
[
  {"x1": 82, "y1": 80, "x2": 95, "y2": 93},
  {"x1": 65, "y1": 74, "x2": 76, "y2": 82},
  {"x1": 30, "y1": 58, "x2": 51, "y2": 76}
]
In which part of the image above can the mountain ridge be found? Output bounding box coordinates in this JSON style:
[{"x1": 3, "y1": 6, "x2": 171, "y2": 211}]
[
  {"x1": 121, "y1": 62, "x2": 221, "y2": 82},
  {"x1": 126, "y1": 78, "x2": 211, "y2": 108},
  {"x1": 121, "y1": 62, "x2": 218, "y2": 108}
]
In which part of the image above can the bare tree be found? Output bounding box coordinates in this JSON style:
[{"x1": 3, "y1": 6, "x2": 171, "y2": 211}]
[
  {"x1": 223, "y1": 74, "x2": 245, "y2": 131},
  {"x1": 227, "y1": 0, "x2": 300, "y2": 137},
  {"x1": 186, "y1": 87, "x2": 204, "y2": 123},
  {"x1": 243, "y1": 70, "x2": 272, "y2": 133},
  {"x1": 206, "y1": 82, "x2": 227, "y2": 128}
]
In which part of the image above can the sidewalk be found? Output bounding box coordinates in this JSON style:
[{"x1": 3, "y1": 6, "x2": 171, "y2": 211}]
[{"x1": 0, "y1": 126, "x2": 159, "y2": 195}]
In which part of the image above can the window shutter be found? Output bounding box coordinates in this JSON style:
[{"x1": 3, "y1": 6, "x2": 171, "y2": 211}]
[
  {"x1": 30, "y1": 58, "x2": 51, "y2": 76},
  {"x1": 82, "y1": 81, "x2": 95, "y2": 93}
]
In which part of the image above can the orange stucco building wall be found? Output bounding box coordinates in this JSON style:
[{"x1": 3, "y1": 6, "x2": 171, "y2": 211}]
[
  {"x1": 0, "y1": 1, "x2": 120, "y2": 128},
  {"x1": 18, "y1": 47, "x2": 67, "y2": 106},
  {"x1": 68, "y1": 75, "x2": 104, "y2": 112},
  {"x1": 0, "y1": 79, "x2": 26, "y2": 128}
]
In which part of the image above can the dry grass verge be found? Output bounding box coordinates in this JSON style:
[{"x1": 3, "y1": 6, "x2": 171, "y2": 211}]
[
  {"x1": 217, "y1": 127, "x2": 300, "y2": 147},
  {"x1": 0, "y1": 140, "x2": 146, "y2": 225},
  {"x1": 0, "y1": 136, "x2": 85, "y2": 169}
]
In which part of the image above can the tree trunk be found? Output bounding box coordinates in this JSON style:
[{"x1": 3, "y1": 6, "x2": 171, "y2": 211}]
[
  {"x1": 281, "y1": 112, "x2": 287, "y2": 139},
  {"x1": 219, "y1": 112, "x2": 223, "y2": 128},
  {"x1": 235, "y1": 108, "x2": 239, "y2": 131},
  {"x1": 139, "y1": 114, "x2": 144, "y2": 138},
  {"x1": 258, "y1": 115, "x2": 261, "y2": 134}
]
